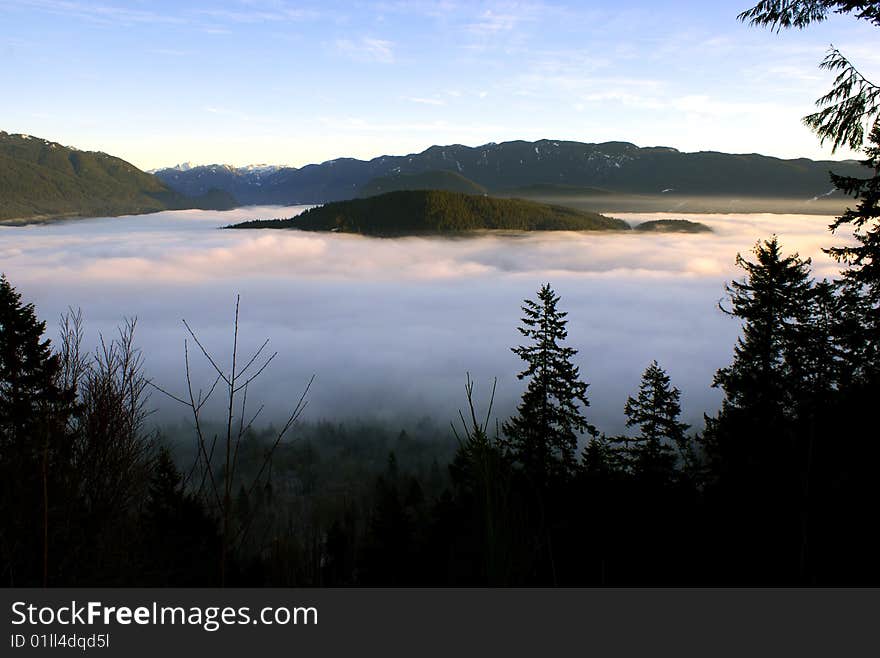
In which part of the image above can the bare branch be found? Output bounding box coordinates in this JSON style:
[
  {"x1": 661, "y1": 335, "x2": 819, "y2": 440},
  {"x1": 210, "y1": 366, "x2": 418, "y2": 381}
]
[
  {"x1": 159, "y1": 294, "x2": 315, "y2": 585},
  {"x1": 237, "y1": 338, "x2": 271, "y2": 378},
  {"x1": 182, "y1": 319, "x2": 231, "y2": 385},
  {"x1": 245, "y1": 375, "x2": 314, "y2": 500},
  {"x1": 183, "y1": 340, "x2": 223, "y2": 510},
  {"x1": 233, "y1": 352, "x2": 278, "y2": 393}
]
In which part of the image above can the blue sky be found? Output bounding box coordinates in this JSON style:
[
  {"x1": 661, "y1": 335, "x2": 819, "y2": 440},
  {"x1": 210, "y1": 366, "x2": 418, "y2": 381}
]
[{"x1": 2, "y1": 0, "x2": 877, "y2": 169}]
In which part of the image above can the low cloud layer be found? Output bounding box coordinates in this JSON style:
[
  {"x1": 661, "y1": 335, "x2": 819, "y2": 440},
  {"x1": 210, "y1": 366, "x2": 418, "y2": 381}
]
[{"x1": 0, "y1": 207, "x2": 851, "y2": 435}]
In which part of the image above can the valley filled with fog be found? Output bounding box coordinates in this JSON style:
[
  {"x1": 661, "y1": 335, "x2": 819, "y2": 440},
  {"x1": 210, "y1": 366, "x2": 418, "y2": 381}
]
[{"x1": 0, "y1": 206, "x2": 851, "y2": 435}]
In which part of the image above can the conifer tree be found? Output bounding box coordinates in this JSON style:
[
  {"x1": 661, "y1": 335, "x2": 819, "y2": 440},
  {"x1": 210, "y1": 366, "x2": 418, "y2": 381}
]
[
  {"x1": 705, "y1": 238, "x2": 818, "y2": 572},
  {"x1": 712, "y1": 237, "x2": 815, "y2": 423},
  {"x1": 703, "y1": 236, "x2": 819, "y2": 511},
  {"x1": 740, "y1": 1, "x2": 880, "y2": 378},
  {"x1": 825, "y1": 126, "x2": 880, "y2": 374},
  {"x1": 618, "y1": 361, "x2": 688, "y2": 480},
  {"x1": 140, "y1": 447, "x2": 220, "y2": 585},
  {"x1": 739, "y1": 2, "x2": 880, "y2": 152},
  {"x1": 785, "y1": 279, "x2": 850, "y2": 402},
  {"x1": 738, "y1": 3, "x2": 880, "y2": 580},
  {"x1": 580, "y1": 436, "x2": 612, "y2": 478},
  {"x1": 502, "y1": 283, "x2": 594, "y2": 487},
  {"x1": 0, "y1": 275, "x2": 72, "y2": 442},
  {"x1": 0, "y1": 275, "x2": 75, "y2": 585}
]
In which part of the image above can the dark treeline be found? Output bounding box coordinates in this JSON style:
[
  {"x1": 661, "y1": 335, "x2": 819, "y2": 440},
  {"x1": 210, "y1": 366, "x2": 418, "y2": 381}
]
[{"x1": 2, "y1": 127, "x2": 879, "y2": 585}]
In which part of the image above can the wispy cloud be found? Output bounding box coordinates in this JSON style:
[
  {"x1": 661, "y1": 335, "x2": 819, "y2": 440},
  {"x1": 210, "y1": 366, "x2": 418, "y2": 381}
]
[
  {"x1": 466, "y1": 9, "x2": 520, "y2": 35},
  {"x1": 6, "y1": 0, "x2": 326, "y2": 29},
  {"x1": 149, "y1": 48, "x2": 191, "y2": 57},
  {"x1": 192, "y1": 6, "x2": 322, "y2": 24},
  {"x1": 370, "y1": 0, "x2": 462, "y2": 17},
  {"x1": 8, "y1": 0, "x2": 185, "y2": 25},
  {"x1": 368, "y1": 0, "x2": 464, "y2": 22},
  {"x1": 201, "y1": 25, "x2": 233, "y2": 35},
  {"x1": 460, "y1": 1, "x2": 577, "y2": 49},
  {"x1": 335, "y1": 37, "x2": 395, "y2": 63},
  {"x1": 404, "y1": 96, "x2": 446, "y2": 106}
]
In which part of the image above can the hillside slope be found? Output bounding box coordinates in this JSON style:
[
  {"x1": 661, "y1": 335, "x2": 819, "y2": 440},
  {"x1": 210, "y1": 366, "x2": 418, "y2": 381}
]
[
  {"x1": 358, "y1": 170, "x2": 487, "y2": 197},
  {"x1": 0, "y1": 132, "x2": 235, "y2": 222}
]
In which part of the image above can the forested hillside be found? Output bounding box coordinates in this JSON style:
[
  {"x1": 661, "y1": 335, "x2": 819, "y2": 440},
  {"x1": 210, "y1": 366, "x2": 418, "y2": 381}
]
[
  {"x1": 357, "y1": 170, "x2": 487, "y2": 197},
  {"x1": 0, "y1": 132, "x2": 236, "y2": 222}
]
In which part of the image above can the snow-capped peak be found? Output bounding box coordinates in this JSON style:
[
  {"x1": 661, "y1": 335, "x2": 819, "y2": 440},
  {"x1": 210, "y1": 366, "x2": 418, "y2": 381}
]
[{"x1": 237, "y1": 163, "x2": 281, "y2": 174}]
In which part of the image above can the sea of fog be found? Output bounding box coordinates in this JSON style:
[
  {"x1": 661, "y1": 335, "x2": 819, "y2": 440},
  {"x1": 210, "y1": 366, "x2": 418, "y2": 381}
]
[{"x1": 0, "y1": 206, "x2": 852, "y2": 436}]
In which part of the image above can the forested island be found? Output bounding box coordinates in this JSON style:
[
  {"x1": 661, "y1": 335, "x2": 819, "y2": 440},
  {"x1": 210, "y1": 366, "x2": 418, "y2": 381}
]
[
  {"x1": 633, "y1": 219, "x2": 713, "y2": 233},
  {"x1": 229, "y1": 191, "x2": 713, "y2": 236},
  {"x1": 228, "y1": 189, "x2": 631, "y2": 235}
]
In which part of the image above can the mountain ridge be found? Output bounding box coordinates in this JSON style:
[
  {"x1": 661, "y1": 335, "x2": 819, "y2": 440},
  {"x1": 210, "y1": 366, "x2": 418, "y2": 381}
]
[
  {"x1": 154, "y1": 138, "x2": 867, "y2": 207},
  {"x1": 0, "y1": 131, "x2": 237, "y2": 223}
]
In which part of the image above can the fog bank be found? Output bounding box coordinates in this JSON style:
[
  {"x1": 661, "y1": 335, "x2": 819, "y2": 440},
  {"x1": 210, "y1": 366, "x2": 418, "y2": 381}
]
[{"x1": 0, "y1": 207, "x2": 850, "y2": 435}]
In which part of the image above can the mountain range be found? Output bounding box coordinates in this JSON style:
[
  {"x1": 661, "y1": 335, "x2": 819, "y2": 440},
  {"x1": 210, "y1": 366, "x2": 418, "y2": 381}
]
[
  {"x1": 1, "y1": 131, "x2": 868, "y2": 223},
  {"x1": 154, "y1": 139, "x2": 867, "y2": 206}
]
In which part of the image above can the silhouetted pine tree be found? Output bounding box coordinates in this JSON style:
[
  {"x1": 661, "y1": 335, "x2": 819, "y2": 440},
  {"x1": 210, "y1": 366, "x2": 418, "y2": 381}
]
[
  {"x1": 809, "y1": 130, "x2": 880, "y2": 583},
  {"x1": 738, "y1": 4, "x2": 880, "y2": 581},
  {"x1": 502, "y1": 283, "x2": 595, "y2": 488},
  {"x1": 712, "y1": 237, "x2": 814, "y2": 427},
  {"x1": 704, "y1": 238, "x2": 818, "y2": 581},
  {"x1": 580, "y1": 436, "x2": 612, "y2": 478},
  {"x1": 826, "y1": 126, "x2": 880, "y2": 375},
  {"x1": 617, "y1": 361, "x2": 687, "y2": 482},
  {"x1": 139, "y1": 447, "x2": 220, "y2": 585},
  {"x1": 359, "y1": 452, "x2": 416, "y2": 584},
  {"x1": 0, "y1": 275, "x2": 76, "y2": 586}
]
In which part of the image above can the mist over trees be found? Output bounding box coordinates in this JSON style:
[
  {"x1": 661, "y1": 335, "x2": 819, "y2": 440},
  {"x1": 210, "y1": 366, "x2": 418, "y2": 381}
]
[{"x1": 2, "y1": 223, "x2": 879, "y2": 584}]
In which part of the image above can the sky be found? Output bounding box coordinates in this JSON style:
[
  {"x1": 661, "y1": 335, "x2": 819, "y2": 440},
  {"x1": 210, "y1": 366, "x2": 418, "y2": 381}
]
[{"x1": 2, "y1": 0, "x2": 878, "y2": 169}]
